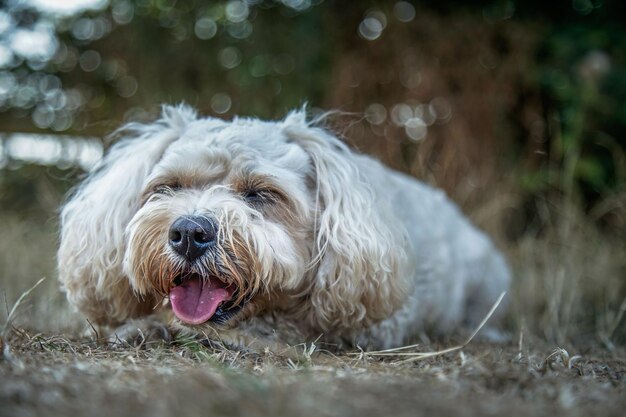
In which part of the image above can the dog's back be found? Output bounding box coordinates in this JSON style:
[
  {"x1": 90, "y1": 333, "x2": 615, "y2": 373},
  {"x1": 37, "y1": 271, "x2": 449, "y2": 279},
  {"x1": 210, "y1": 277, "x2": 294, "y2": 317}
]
[{"x1": 350, "y1": 155, "x2": 511, "y2": 348}]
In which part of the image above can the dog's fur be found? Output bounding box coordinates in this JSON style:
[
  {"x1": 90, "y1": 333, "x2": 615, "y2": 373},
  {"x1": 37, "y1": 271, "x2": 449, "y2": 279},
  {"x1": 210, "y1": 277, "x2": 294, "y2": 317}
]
[{"x1": 58, "y1": 105, "x2": 510, "y2": 350}]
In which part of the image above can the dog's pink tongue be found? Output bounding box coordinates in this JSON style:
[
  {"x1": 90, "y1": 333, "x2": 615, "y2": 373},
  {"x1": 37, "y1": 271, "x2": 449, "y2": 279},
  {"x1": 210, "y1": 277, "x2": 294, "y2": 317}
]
[{"x1": 169, "y1": 276, "x2": 233, "y2": 325}]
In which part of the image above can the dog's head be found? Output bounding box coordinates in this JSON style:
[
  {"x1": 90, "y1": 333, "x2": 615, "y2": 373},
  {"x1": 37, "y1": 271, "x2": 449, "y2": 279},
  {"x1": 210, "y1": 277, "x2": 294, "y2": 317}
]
[{"x1": 58, "y1": 106, "x2": 407, "y2": 333}]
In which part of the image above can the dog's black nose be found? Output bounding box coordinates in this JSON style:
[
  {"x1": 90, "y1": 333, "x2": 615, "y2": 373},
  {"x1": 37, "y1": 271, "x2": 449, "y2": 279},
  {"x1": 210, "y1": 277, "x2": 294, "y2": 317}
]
[{"x1": 168, "y1": 215, "x2": 217, "y2": 261}]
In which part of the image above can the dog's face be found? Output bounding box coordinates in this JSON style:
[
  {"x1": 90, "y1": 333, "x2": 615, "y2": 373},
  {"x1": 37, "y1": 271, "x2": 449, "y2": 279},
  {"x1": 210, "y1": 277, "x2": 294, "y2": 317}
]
[
  {"x1": 58, "y1": 106, "x2": 408, "y2": 334},
  {"x1": 124, "y1": 120, "x2": 316, "y2": 329}
]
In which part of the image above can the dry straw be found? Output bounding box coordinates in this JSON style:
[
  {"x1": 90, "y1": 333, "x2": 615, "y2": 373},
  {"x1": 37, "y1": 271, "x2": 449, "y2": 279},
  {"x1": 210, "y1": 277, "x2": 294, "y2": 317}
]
[
  {"x1": 1, "y1": 277, "x2": 47, "y2": 361},
  {"x1": 349, "y1": 291, "x2": 507, "y2": 364}
]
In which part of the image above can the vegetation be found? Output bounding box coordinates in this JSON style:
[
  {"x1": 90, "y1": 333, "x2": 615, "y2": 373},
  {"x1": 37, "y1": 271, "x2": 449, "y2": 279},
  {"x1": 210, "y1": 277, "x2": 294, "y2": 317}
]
[{"x1": 0, "y1": 1, "x2": 624, "y2": 416}]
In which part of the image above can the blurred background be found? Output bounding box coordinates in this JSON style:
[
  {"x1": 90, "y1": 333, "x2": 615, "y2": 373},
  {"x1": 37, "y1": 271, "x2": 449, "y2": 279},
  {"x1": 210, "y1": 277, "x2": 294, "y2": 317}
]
[{"x1": 0, "y1": 0, "x2": 624, "y2": 347}]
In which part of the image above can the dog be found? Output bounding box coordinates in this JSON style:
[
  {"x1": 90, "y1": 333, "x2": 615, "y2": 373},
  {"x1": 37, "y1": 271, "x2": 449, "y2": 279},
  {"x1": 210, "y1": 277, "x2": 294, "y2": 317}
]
[{"x1": 57, "y1": 105, "x2": 510, "y2": 350}]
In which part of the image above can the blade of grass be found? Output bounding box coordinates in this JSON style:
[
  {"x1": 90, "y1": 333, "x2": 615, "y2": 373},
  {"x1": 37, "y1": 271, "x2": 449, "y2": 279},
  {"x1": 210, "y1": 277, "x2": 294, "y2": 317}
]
[
  {"x1": 1, "y1": 277, "x2": 46, "y2": 362},
  {"x1": 349, "y1": 291, "x2": 507, "y2": 364}
]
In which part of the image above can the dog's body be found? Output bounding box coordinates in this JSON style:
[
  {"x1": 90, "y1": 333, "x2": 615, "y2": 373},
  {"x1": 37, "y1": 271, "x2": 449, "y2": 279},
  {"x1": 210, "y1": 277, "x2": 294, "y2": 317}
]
[{"x1": 58, "y1": 106, "x2": 510, "y2": 350}]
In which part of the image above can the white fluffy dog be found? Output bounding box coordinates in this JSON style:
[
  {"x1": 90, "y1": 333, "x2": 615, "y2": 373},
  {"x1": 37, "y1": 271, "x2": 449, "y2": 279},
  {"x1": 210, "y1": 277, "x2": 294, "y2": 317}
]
[{"x1": 58, "y1": 105, "x2": 510, "y2": 350}]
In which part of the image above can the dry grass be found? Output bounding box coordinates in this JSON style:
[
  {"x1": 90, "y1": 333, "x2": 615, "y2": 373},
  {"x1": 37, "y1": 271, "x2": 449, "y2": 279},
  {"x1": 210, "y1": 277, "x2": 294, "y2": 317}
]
[
  {"x1": 1, "y1": 203, "x2": 625, "y2": 416},
  {"x1": 1, "y1": 8, "x2": 624, "y2": 413},
  {"x1": 0, "y1": 213, "x2": 80, "y2": 333},
  {"x1": 1, "y1": 327, "x2": 624, "y2": 417},
  {"x1": 503, "y1": 201, "x2": 626, "y2": 349},
  {"x1": 1, "y1": 165, "x2": 625, "y2": 417}
]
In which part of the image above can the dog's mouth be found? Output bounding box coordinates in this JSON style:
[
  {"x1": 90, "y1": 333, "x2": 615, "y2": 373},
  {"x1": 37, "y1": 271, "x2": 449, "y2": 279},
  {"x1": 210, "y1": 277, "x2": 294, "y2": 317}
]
[{"x1": 169, "y1": 274, "x2": 241, "y2": 325}]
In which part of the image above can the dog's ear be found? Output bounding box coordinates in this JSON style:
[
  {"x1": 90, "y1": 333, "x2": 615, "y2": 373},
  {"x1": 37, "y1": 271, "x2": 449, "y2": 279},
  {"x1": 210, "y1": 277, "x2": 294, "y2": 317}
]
[
  {"x1": 283, "y1": 111, "x2": 408, "y2": 331},
  {"x1": 58, "y1": 104, "x2": 197, "y2": 326}
]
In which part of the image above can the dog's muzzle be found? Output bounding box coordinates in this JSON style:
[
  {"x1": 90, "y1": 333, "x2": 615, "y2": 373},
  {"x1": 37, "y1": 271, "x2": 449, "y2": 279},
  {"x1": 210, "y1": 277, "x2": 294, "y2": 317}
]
[{"x1": 166, "y1": 215, "x2": 242, "y2": 326}]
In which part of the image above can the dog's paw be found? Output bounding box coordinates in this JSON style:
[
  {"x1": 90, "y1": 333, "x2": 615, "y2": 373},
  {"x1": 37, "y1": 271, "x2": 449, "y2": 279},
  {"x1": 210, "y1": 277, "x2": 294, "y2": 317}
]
[{"x1": 108, "y1": 317, "x2": 172, "y2": 348}]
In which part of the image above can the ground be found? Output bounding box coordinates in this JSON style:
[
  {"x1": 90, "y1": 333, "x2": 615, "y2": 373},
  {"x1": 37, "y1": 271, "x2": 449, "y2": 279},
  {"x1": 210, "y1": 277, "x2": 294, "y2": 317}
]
[
  {"x1": 1, "y1": 185, "x2": 624, "y2": 417},
  {"x1": 1, "y1": 330, "x2": 624, "y2": 417}
]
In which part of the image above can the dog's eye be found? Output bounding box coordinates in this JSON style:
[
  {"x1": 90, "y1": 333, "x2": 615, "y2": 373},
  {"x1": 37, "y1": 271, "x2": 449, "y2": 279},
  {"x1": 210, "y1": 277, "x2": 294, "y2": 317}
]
[
  {"x1": 152, "y1": 183, "x2": 181, "y2": 195},
  {"x1": 242, "y1": 189, "x2": 275, "y2": 205}
]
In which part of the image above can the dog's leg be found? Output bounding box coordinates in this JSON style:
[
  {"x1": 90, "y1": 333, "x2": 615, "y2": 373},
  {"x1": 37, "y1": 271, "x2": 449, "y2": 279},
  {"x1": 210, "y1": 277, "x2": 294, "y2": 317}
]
[{"x1": 463, "y1": 250, "x2": 511, "y2": 343}]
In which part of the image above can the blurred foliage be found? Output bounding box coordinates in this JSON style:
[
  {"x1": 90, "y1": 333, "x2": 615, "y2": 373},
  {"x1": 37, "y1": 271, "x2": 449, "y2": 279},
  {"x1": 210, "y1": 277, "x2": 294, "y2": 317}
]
[
  {"x1": 0, "y1": 0, "x2": 333, "y2": 132},
  {"x1": 0, "y1": 0, "x2": 624, "y2": 345},
  {"x1": 0, "y1": 163, "x2": 76, "y2": 216},
  {"x1": 0, "y1": 0, "x2": 625, "y2": 235},
  {"x1": 536, "y1": 25, "x2": 626, "y2": 206}
]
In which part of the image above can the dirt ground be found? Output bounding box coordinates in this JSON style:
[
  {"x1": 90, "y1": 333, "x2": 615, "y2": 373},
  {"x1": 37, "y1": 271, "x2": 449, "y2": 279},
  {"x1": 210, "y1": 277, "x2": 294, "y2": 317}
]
[
  {"x1": 1, "y1": 195, "x2": 624, "y2": 417},
  {"x1": 1, "y1": 330, "x2": 624, "y2": 417}
]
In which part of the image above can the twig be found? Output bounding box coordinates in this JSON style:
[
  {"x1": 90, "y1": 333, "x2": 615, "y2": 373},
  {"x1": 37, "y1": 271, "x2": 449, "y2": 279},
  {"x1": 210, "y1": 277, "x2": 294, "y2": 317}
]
[
  {"x1": 86, "y1": 318, "x2": 100, "y2": 341},
  {"x1": 348, "y1": 291, "x2": 507, "y2": 364}
]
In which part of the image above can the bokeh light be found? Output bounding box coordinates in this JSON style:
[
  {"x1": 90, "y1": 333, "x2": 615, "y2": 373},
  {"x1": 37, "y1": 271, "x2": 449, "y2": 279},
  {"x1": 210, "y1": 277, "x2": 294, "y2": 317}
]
[
  {"x1": 115, "y1": 75, "x2": 138, "y2": 98},
  {"x1": 225, "y1": 1, "x2": 249, "y2": 23},
  {"x1": 28, "y1": 0, "x2": 108, "y2": 16},
  {"x1": 393, "y1": 1, "x2": 415, "y2": 23},
  {"x1": 226, "y1": 20, "x2": 253, "y2": 39},
  {"x1": 4, "y1": 133, "x2": 102, "y2": 170},
  {"x1": 78, "y1": 50, "x2": 101, "y2": 72},
  {"x1": 429, "y1": 97, "x2": 452, "y2": 123},
  {"x1": 211, "y1": 93, "x2": 232, "y2": 114},
  {"x1": 365, "y1": 103, "x2": 387, "y2": 125},
  {"x1": 404, "y1": 117, "x2": 426, "y2": 141},
  {"x1": 358, "y1": 11, "x2": 386, "y2": 41},
  {"x1": 111, "y1": 0, "x2": 134, "y2": 25},
  {"x1": 219, "y1": 46, "x2": 242, "y2": 69},
  {"x1": 10, "y1": 25, "x2": 58, "y2": 62},
  {"x1": 195, "y1": 17, "x2": 218, "y2": 40}
]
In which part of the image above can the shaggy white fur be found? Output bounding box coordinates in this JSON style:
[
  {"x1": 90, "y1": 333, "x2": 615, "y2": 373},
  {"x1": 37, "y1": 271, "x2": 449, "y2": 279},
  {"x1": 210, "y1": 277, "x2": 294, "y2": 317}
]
[{"x1": 58, "y1": 105, "x2": 510, "y2": 350}]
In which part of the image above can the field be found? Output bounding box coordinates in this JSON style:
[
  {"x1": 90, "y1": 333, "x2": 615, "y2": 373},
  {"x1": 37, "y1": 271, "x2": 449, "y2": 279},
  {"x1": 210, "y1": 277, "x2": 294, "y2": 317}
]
[
  {"x1": 1, "y1": 329, "x2": 625, "y2": 417},
  {"x1": 1, "y1": 1, "x2": 625, "y2": 415},
  {"x1": 1, "y1": 195, "x2": 625, "y2": 417}
]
